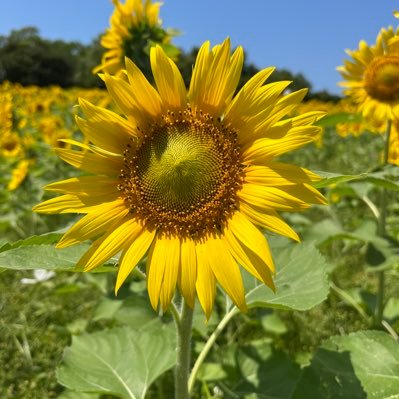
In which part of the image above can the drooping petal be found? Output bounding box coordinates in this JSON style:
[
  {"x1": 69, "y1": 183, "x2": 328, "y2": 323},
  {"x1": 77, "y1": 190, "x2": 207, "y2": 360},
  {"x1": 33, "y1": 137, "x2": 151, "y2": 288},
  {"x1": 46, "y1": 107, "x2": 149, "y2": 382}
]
[
  {"x1": 146, "y1": 234, "x2": 180, "y2": 311},
  {"x1": 116, "y1": 227, "x2": 157, "y2": 293},
  {"x1": 205, "y1": 235, "x2": 247, "y2": 312},
  {"x1": 195, "y1": 239, "x2": 216, "y2": 319},
  {"x1": 228, "y1": 211, "x2": 275, "y2": 273},
  {"x1": 179, "y1": 237, "x2": 197, "y2": 308},
  {"x1": 239, "y1": 203, "x2": 299, "y2": 242},
  {"x1": 223, "y1": 223, "x2": 275, "y2": 289}
]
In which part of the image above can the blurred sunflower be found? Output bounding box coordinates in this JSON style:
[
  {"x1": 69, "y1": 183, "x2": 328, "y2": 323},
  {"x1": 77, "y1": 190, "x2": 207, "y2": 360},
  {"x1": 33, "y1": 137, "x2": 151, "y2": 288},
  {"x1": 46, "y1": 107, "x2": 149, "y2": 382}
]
[
  {"x1": 338, "y1": 26, "x2": 399, "y2": 122},
  {"x1": 8, "y1": 159, "x2": 33, "y2": 191},
  {"x1": 34, "y1": 39, "x2": 326, "y2": 317},
  {"x1": 94, "y1": 0, "x2": 179, "y2": 76}
]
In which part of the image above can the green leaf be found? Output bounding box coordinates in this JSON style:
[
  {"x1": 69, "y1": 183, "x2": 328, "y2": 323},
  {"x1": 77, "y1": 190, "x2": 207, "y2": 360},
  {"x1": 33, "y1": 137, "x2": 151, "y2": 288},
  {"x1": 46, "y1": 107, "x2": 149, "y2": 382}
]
[
  {"x1": 58, "y1": 391, "x2": 100, "y2": 399},
  {"x1": 0, "y1": 242, "x2": 90, "y2": 270},
  {"x1": 245, "y1": 239, "x2": 329, "y2": 311},
  {"x1": 312, "y1": 171, "x2": 368, "y2": 188},
  {"x1": 0, "y1": 232, "x2": 62, "y2": 253},
  {"x1": 57, "y1": 322, "x2": 176, "y2": 399},
  {"x1": 316, "y1": 112, "x2": 363, "y2": 128},
  {"x1": 293, "y1": 330, "x2": 399, "y2": 399}
]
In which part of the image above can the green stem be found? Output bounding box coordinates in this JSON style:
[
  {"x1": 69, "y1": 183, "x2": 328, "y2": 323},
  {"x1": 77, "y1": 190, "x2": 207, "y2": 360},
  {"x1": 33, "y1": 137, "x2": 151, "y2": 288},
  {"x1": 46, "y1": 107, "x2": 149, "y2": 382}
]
[
  {"x1": 188, "y1": 307, "x2": 238, "y2": 394},
  {"x1": 375, "y1": 119, "x2": 392, "y2": 326},
  {"x1": 173, "y1": 300, "x2": 194, "y2": 399}
]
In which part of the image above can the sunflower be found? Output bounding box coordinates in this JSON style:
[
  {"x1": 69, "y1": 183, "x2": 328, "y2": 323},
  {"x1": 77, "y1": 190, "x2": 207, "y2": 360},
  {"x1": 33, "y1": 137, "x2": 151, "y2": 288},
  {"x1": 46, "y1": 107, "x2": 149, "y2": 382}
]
[
  {"x1": 337, "y1": 26, "x2": 399, "y2": 122},
  {"x1": 34, "y1": 39, "x2": 326, "y2": 318},
  {"x1": 8, "y1": 159, "x2": 32, "y2": 191},
  {"x1": 94, "y1": 0, "x2": 178, "y2": 76}
]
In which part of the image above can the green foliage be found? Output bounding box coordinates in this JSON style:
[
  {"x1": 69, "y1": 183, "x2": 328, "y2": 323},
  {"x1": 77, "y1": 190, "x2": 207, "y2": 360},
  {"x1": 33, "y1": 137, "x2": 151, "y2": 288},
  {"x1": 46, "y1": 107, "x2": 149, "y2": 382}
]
[
  {"x1": 58, "y1": 322, "x2": 176, "y2": 399},
  {"x1": 293, "y1": 331, "x2": 399, "y2": 399},
  {"x1": 245, "y1": 239, "x2": 329, "y2": 311},
  {"x1": 0, "y1": 27, "x2": 103, "y2": 87}
]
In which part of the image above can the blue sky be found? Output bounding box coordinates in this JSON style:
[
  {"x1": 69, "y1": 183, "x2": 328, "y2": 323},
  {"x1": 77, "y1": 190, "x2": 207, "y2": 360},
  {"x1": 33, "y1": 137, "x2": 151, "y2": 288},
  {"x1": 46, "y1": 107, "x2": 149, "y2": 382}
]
[{"x1": 1, "y1": 0, "x2": 398, "y2": 94}]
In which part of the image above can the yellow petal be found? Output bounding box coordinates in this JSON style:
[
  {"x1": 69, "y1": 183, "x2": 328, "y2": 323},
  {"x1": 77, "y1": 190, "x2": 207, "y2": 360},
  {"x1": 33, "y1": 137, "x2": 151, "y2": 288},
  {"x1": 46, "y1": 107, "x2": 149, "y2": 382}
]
[
  {"x1": 228, "y1": 212, "x2": 275, "y2": 273},
  {"x1": 205, "y1": 235, "x2": 247, "y2": 312},
  {"x1": 239, "y1": 184, "x2": 310, "y2": 212},
  {"x1": 223, "y1": 224, "x2": 275, "y2": 289},
  {"x1": 57, "y1": 199, "x2": 129, "y2": 248},
  {"x1": 146, "y1": 234, "x2": 180, "y2": 311},
  {"x1": 125, "y1": 57, "x2": 163, "y2": 116},
  {"x1": 103, "y1": 74, "x2": 150, "y2": 127},
  {"x1": 179, "y1": 237, "x2": 197, "y2": 308},
  {"x1": 77, "y1": 98, "x2": 137, "y2": 153},
  {"x1": 44, "y1": 176, "x2": 119, "y2": 196},
  {"x1": 243, "y1": 126, "x2": 320, "y2": 161},
  {"x1": 239, "y1": 202, "x2": 299, "y2": 242},
  {"x1": 78, "y1": 217, "x2": 141, "y2": 272},
  {"x1": 150, "y1": 46, "x2": 187, "y2": 110},
  {"x1": 55, "y1": 147, "x2": 123, "y2": 175},
  {"x1": 195, "y1": 239, "x2": 216, "y2": 319},
  {"x1": 32, "y1": 194, "x2": 116, "y2": 214},
  {"x1": 244, "y1": 163, "x2": 321, "y2": 186},
  {"x1": 115, "y1": 227, "x2": 156, "y2": 293}
]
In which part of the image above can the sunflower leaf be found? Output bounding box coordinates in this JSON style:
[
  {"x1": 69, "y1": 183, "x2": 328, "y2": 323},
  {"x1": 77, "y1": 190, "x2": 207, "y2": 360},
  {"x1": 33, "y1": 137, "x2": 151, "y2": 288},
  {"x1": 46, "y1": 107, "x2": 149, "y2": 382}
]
[
  {"x1": 57, "y1": 322, "x2": 176, "y2": 399},
  {"x1": 312, "y1": 171, "x2": 368, "y2": 188},
  {"x1": 244, "y1": 239, "x2": 329, "y2": 310},
  {"x1": 292, "y1": 330, "x2": 399, "y2": 399},
  {"x1": 0, "y1": 243, "x2": 90, "y2": 270},
  {"x1": 0, "y1": 232, "x2": 62, "y2": 253}
]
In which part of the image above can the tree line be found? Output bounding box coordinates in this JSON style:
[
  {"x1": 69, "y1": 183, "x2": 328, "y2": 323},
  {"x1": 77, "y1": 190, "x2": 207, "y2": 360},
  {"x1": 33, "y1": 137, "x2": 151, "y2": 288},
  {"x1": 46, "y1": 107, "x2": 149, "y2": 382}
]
[{"x1": 0, "y1": 27, "x2": 340, "y2": 101}]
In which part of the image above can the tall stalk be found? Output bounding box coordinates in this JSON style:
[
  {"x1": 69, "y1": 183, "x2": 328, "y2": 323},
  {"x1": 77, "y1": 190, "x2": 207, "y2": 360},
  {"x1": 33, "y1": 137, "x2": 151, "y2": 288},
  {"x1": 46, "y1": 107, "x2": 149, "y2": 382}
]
[{"x1": 173, "y1": 300, "x2": 194, "y2": 399}]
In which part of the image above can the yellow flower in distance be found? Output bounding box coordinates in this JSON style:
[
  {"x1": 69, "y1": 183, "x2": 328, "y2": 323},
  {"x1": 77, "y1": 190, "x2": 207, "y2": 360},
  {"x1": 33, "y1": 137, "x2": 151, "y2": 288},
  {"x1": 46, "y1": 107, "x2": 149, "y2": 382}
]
[
  {"x1": 8, "y1": 159, "x2": 32, "y2": 191},
  {"x1": 34, "y1": 39, "x2": 326, "y2": 318},
  {"x1": 94, "y1": 0, "x2": 177, "y2": 75},
  {"x1": 338, "y1": 26, "x2": 399, "y2": 122}
]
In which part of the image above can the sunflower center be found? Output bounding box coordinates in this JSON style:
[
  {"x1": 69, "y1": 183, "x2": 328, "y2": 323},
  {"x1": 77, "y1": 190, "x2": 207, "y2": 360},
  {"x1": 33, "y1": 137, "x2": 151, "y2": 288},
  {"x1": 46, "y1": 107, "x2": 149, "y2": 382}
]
[
  {"x1": 364, "y1": 55, "x2": 399, "y2": 102},
  {"x1": 119, "y1": 109, "x2": 244, "y2": 238}
]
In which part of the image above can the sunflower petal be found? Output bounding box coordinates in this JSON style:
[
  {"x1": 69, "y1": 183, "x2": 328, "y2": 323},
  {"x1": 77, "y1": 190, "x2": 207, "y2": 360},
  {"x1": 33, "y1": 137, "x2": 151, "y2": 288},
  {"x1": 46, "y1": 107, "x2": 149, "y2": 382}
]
[
  {"x1": 150, "y1": 46, "x2": 187, "y2": 110},
  {"x1": 179, "y1": 237, "x2": 197, "y2": 308},
  {"x1": 116, "y1": 227, "x2": 156, "y2": 293},
  {"x1": 78, "y1": 217, "x2": 141, "y2": 272},
  {"x1": 206, "y1": 235, "x2": 247, "y2": 312},
  {"x1": 228, "y1": 212, "x2": 275, "y2": 273},
  {"x1": 195, "y1": 240, "x2": 216, "y2": 319}
]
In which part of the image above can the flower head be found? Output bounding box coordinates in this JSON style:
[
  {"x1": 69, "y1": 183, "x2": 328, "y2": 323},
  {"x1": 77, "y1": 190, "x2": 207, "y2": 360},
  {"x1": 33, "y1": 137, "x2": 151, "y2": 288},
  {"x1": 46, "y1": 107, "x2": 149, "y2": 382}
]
[
  {"x1": 94, "y1": 0, "x2": 178, "y2": 76},
  {"x1": 338, "y1": 26, "x2": 399, "y2": 121},
  {"x1": 34, "y1": 39, "x2": 326, "y2": 318}
]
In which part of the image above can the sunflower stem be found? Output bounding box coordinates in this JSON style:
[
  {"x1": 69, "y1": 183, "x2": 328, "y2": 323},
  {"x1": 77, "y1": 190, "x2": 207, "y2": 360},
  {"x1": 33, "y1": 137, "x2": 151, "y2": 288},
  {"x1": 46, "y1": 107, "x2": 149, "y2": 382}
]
[
  {"x1": 174, "y1": 300, "x2": 194, "y2": 399},
  {"x1": 188, "y1": 306, "x2": 238, "y2": 394},
  {"x1": 375, "y1": 119, "x2": 392, "y2": 327}
]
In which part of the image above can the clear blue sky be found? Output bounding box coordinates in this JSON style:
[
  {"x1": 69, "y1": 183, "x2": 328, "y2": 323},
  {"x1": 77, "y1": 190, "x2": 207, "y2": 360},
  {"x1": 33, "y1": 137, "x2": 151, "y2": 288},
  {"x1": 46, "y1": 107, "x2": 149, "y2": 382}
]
[{"x1": 1, "y1": 0, "x2": 398, "y2": 94}]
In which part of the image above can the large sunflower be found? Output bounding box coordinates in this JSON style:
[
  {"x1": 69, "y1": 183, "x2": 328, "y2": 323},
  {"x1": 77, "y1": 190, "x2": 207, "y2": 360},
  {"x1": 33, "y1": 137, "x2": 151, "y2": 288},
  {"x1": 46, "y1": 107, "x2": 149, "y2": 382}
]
[
  {"x1": 338, "y1": 26, "x2": 399, "y2": 122},
  {"x1": 94, "y1": 0, "x2": 177, "y2": 76},
  {"x1": 34, "y1": 39, "x2": 326, "y2": 318}
]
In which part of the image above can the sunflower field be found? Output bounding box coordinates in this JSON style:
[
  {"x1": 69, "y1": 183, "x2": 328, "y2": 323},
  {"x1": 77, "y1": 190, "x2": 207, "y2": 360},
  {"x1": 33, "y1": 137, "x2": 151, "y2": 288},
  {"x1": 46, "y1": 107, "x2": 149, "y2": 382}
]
[{"x1": 1, "y1": 1, "x2": 399, "y2": 399}]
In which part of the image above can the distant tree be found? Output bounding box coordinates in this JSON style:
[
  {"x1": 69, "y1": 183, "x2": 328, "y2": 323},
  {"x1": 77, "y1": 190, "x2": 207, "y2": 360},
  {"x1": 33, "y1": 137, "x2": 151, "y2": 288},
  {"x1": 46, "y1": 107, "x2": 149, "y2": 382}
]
[
  {"x1": 0, "y1": 27, "x2": 104, "y2": 88},
  {"x1": 0, "y1": 27, "x2": 75, "y2": 86}
]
